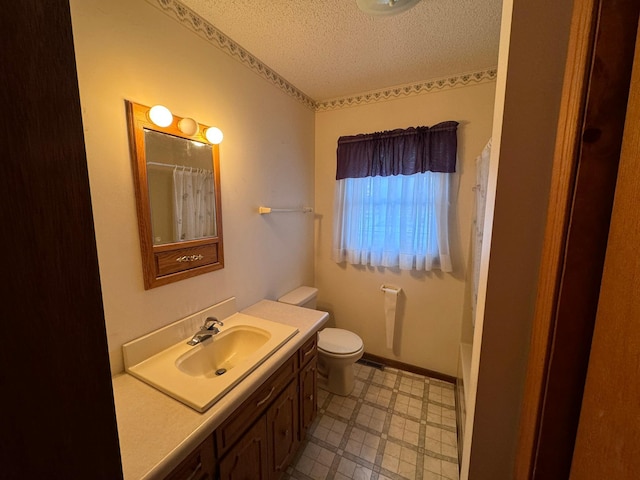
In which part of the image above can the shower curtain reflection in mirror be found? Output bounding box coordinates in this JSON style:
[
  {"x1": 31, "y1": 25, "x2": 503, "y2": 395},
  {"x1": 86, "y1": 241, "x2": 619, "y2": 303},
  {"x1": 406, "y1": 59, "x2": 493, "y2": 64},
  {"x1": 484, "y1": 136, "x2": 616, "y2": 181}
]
[{"x1": 172, "y1": 166, "x2": 216, "y2": 242}]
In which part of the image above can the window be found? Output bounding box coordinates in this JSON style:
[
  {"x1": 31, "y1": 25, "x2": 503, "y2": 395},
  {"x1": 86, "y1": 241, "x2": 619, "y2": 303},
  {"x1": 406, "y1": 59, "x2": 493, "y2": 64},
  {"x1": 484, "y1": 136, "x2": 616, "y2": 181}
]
[{"x1": 332, "y1": 122, "x2": 457, "y2": 272}]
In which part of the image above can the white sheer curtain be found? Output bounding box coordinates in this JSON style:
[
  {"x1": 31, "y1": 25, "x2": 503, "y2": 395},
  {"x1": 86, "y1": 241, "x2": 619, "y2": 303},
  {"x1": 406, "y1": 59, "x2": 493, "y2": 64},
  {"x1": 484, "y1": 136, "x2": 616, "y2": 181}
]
[
  {"x1": 173, "y1": 167, "x2": 215, "y2": 242},
  {"x1": 471, "y1": 139, "x2": 491, "y2": 324},
  {"x1": 332, "y1": 172, "x2": 452, "y2": 271}
]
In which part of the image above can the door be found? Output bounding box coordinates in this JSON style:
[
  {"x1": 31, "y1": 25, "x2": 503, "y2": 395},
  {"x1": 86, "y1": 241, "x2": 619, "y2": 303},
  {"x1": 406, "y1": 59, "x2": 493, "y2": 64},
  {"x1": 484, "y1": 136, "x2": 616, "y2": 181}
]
[
  {"x1": 1, "y1": 1, "x2": 122, "y2": 477},
  {"x1": 569, "y1": 24, "x2": 640, "y2": 479},
  {"x1": 267, "y1": 380, "x2": 299, "y2": 480},
  {"x1": 300, "y1": 356, "x2": 318, "y2": 439},
  {"x1": 219, "y1": 417, "x2": 269, "y2": 480},
  {"x1": 515, "y1": 0, "x2": 639, "y2": 477}
]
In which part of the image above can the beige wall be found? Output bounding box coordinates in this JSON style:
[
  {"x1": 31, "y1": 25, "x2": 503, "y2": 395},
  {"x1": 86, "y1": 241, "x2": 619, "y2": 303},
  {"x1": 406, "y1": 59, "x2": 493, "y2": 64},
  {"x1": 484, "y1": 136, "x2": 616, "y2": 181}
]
[
  {"x1": 314, "y1": 84, "x2": 496, "y2": 377},
  {"x1": 463, "y1": 0, "x2": 575, "y2": 477},
  {"x1": 70, "y1": 0, "x2": 315, "y2": 374}
]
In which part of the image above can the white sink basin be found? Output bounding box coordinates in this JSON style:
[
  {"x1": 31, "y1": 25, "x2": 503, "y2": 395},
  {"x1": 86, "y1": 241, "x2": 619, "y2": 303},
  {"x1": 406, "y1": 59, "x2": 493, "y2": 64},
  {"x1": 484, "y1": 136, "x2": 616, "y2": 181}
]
[
  {"x1": 124, "y1": 312, "x2": 298, "y2": 412},
  {"x1": 175, "y1": 325, "x2": 271, "y2": 377}
]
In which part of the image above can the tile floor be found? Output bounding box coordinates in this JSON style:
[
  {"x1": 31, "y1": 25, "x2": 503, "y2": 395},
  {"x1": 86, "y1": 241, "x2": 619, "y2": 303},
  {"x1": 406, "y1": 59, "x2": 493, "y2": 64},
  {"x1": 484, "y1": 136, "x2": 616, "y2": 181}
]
[{"x1": 283, "y1": 362, "x2": 459, "y2": 480}]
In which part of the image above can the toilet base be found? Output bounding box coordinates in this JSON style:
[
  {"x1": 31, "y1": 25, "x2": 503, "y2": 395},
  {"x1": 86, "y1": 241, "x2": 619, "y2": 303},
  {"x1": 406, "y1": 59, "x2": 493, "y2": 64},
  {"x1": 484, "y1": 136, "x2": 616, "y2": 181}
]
[
  {"x1": 317, "y1": 368, "x2": 354, "y2": 396},
  {"x1": 327, "y1": 366, "x2": 355, "y2": 396},
  {"x1": 318, "y1": 352, "x2": 362, "y2": 396}
]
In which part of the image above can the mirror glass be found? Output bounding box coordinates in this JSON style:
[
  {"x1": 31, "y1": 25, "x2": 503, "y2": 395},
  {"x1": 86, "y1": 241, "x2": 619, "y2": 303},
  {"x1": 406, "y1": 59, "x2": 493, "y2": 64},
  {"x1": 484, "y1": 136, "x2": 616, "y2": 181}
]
[
  {"x1": 145, "y1": 130, "x2": 217, "y2": 245},
  {"x1": 126, "y1": 100, "x2": 224, "y2": 290}
]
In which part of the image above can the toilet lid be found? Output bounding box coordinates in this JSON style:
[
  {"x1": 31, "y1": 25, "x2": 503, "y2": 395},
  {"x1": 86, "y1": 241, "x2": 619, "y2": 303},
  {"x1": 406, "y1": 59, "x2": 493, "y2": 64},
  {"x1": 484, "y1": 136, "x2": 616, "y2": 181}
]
[{"x1": 318, "y1": 328, "x2": 363, "y2": 355}]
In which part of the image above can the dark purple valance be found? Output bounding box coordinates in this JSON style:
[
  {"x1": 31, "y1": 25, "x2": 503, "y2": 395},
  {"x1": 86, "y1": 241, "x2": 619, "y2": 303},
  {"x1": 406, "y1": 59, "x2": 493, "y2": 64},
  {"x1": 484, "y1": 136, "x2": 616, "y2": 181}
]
[{"x1": 336, "y1": 121, "x2": 458, "y2": 180}]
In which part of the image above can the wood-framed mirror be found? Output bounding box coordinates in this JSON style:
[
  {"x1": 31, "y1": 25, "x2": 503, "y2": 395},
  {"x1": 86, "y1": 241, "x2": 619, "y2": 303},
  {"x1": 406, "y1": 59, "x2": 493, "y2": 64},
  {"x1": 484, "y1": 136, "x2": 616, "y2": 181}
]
[{"x1": 125, "y1": 100, "x2": 224, "y2": 289}]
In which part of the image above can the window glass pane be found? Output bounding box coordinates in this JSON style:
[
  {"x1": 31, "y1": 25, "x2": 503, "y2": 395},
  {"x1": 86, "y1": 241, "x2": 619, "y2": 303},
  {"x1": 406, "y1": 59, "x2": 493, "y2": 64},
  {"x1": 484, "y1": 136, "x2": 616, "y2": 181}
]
[{"x1": 333, "y1": 172, "x2": 451, "y2": 271}]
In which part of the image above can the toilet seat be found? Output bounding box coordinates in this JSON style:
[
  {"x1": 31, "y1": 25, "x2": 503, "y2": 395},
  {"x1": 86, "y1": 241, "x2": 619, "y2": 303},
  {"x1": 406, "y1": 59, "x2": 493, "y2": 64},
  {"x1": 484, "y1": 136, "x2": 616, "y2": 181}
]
[{"x1": 318, "y1": 328, "x2": 363, "y2": 356}]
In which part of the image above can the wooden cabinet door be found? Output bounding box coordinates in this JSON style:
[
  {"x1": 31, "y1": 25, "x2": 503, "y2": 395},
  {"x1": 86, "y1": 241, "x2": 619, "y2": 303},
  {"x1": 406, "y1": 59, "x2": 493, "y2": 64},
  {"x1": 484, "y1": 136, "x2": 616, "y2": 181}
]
[
  {"x1": 219, "y1": 417, "x2": 269, "y2": 480},
  {"x1": 299, "y1": 356, "x2": 318, "y2": 440},
  {"x1": 267, "y1": 380, "x2": 299, "y2": 480}
]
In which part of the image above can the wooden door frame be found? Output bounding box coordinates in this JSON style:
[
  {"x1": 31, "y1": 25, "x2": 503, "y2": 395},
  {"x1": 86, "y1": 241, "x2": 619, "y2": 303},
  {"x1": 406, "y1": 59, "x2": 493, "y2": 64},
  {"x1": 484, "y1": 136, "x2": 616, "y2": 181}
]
[
  {"x1": 515, "y1": 0, "x2": 640, "y2": 478},
  {"x1": 570, "y1": 23, "x2": 640, "y2": 478}
]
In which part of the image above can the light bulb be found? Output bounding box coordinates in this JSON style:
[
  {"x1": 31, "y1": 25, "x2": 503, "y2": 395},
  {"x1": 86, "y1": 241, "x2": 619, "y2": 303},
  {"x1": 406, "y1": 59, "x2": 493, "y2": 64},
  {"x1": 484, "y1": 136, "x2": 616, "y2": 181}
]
[
  {"x1": 356, "y1": 0, "x2": 420, "y2": 15},
  {"x1": 178, "y1": 117, "x2": 199, "y2": 136},
  {"x1": 205, "y1": 127, "x2": 224, "y2": 144},
  {"x1": 148, "y1": 105, "x2": 173, "y2": 127}
]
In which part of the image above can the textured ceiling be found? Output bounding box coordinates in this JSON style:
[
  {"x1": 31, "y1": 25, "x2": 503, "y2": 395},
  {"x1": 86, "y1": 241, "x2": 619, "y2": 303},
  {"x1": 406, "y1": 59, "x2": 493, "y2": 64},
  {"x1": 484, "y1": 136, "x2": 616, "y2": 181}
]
[{"x1": 177, "y1": 0, "x2": 502, "y2": 102}]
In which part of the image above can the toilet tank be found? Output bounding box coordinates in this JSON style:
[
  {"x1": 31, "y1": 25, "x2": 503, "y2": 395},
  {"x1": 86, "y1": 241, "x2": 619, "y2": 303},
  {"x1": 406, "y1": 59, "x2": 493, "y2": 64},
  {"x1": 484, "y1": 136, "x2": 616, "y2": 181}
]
[{"x1": 278, "y1": 286, "x2": 318, "y2": 309}]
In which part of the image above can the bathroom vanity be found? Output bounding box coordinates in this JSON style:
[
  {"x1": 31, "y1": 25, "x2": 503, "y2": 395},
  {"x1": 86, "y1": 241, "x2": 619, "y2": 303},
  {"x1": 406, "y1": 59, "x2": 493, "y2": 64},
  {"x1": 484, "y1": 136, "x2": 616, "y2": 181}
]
[{"x1": 112, "y1": 299, "x2": 327, "y2": 479}]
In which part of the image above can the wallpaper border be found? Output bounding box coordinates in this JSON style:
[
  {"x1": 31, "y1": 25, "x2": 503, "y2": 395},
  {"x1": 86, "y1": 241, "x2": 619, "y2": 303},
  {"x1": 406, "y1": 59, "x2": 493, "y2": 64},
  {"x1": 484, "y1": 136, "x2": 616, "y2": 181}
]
[
  {"x1": 149, "y1": 0, "x2": 497, "y2": 112},
  {"x1": 316, "y1": 69, "x2": 497, "y2": 111}
]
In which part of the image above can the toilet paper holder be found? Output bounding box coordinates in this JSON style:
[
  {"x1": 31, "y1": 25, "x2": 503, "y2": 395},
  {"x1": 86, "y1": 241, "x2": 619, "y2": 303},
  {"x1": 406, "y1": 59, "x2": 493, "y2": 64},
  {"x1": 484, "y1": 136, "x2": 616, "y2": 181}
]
[{"x1": 380, "y1": 284, "x2": 401, "y2": 294}]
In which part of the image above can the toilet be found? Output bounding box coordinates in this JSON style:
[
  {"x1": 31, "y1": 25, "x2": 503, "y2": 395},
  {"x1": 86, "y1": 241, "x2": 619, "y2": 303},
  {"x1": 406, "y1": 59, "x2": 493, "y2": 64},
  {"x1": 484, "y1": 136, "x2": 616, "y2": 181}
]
[{"x1": 278, "y1": 286, "x2": 364, "y2": 396}]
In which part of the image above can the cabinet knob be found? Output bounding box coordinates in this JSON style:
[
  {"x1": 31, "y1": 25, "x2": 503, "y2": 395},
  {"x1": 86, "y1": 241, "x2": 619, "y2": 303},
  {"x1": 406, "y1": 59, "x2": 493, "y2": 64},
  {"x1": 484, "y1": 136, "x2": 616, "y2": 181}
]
[{"x1": 307, "y1": 394, "x2": 313, "y2": 401}]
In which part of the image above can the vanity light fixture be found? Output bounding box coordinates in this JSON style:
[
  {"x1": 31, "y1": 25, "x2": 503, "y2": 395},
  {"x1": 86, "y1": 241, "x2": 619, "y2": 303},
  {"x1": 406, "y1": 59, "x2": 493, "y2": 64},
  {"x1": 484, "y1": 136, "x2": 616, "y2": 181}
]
[
  {"x1": 178, "y1": 117, "x2": 199, "y2": 136},
  {"x1": 147, "y1": 103, "x2": 223, "y2": 144},
  {"x1": 148, "y1": 104, "x2": 173, "y2": 127},
  {"x1": 356, "y1": 0, "x2": 421, "y2": 16},
  {"x1": 205, "y1": 127, "x2": 224, "y2": 145}
]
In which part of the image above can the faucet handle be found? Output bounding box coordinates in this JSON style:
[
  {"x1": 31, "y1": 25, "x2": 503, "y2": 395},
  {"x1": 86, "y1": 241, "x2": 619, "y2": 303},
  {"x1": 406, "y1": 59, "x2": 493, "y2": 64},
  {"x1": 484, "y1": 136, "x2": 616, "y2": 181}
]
[{"x1": 203, "y1": 316, "x2": 223, "y2": 330}]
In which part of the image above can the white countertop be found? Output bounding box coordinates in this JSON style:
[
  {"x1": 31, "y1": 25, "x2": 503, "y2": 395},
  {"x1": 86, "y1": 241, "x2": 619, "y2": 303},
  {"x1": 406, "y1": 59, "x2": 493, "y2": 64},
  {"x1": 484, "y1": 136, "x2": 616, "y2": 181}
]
[{"x1": 112, "y1": 300, "x2": 328, "y2": 480}]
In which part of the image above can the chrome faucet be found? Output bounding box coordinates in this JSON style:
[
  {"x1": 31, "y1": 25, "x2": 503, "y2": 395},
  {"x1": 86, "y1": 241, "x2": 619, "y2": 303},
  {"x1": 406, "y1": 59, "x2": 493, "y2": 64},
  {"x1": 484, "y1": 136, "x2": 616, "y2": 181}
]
[{"x1": 187, "y1": 316, "x2": 224, "y2": 345}]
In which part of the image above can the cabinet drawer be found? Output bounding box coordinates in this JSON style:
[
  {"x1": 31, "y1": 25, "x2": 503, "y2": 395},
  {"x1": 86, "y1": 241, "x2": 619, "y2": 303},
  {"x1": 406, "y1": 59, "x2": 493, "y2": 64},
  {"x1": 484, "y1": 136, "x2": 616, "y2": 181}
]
[
  {"x1": 155, "y1": 243, "x2": 219, "y2": 277},
  {"x1": 216, "y1": 355, "x2": 296, "y2": 455},
  {"x1": 298, "y1": 334, "x2": 317, "y2": 368},
  {"x1": 164, "y1": 435, "x2": 215, "y2": 480}
]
